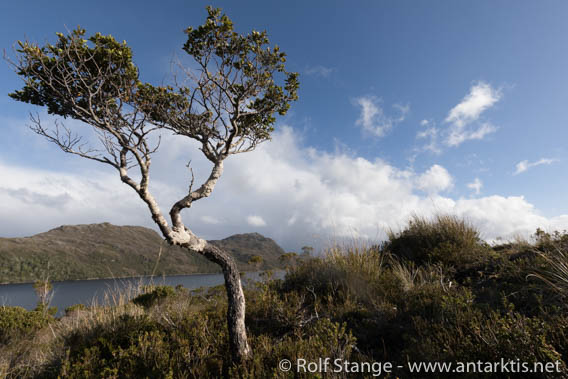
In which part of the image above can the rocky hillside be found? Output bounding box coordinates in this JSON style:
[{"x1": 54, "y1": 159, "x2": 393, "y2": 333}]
[{"x1": 0, "y1": 223, "x2": 286, "y2": 283}]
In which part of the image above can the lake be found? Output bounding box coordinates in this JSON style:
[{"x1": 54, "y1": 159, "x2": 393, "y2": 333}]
[{"x1": 0, "y1": 271, "x2": 279, "y2": 316}]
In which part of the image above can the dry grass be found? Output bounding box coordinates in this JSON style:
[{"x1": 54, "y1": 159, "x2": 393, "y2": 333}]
[
  {"x1": 530, "y1": 247, "x2": 568, "y2": 297},
  {"x1": 386, "y1": 213, "x2": 485, "y2": 265},
  {"x1": 390, "y1": 258, "x2": 451, "y2": 292},
  {"x1": 324, "y1": 242, "x2": 386, "y2": 279},
  {"x1": 0, "y1": 280, "x2": 155, "y2": 377}
]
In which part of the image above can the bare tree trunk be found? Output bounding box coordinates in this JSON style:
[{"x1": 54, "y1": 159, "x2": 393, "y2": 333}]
[{"x1": 200, "y1": 242, "x2": 252, "y2": 362}]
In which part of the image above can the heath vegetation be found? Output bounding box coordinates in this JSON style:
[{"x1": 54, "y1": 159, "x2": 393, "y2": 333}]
[{"x1": 0, "y1": 215, "x2": 567, "y2": 378}]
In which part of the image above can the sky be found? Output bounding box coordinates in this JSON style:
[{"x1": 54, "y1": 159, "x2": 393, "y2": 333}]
[{"x1": 1, "y1": 1, "x2": 568, "y2": 252}]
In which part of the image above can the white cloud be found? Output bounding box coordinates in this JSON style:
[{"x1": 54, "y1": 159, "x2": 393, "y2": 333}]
[
  {"x1": 305, "y1": 65, "x2": 334, "y2": 78},
  {"x1": 467, "y1": 177, "x2": 483, "y2": 195},
  {"x1": 513, "y1": 158, "x2": 558, "y2": 175},
  {"x1": 447, "y1": 122, "x2": 497, "y2": 147},
  {"x1": 444, "y1": 82, "x2": 501, "y2": 146},
  {"x1": 445, "y1": 82, "x2": 501, "y2": 127},
  {"x1": 416, "y1": 165, "x2": 453, "y2": 194},
  {"x1": 201, "y1": 215, "x2": 221, "y2": 225},
  {"x1": 416, "y1": 123, "x2": 441, "y2": 154},
  {"x1": 247, "y1": 215, "x2": 266, "y2": 227},
  {"x1": 2, "y1": 126, "x2": 568, "y2": 251},
  {"x1": 393, "y1": 104, "x2": 410, "y2": 122},
  {"x1": 515, "y1": 161, "x2": 529, "y2": 175},
  {"x1": 437, "y1": 195, "x2": 553, "y2": 241},
  {"x1": 354, "y1": 96, "x2": 409, "y2": 137},
  {"x1": 0, "y1": 161, "x2": 148, "y2": 237}
]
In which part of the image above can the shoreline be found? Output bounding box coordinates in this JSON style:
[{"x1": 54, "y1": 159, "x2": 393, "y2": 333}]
[{"x1": 0, "y1": 269, "x2": 280, "y2": 286}]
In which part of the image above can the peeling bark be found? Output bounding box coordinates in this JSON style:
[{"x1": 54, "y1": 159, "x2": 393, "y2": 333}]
[
  {"x1": 165, "y1": 233, "x2": 251, "y2": 361},
  {"x1": 200, "y1": 242, "x2": 252, "y2": 361}
]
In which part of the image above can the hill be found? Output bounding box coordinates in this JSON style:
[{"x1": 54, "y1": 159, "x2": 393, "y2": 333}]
[
  {"x1": 0, "y1": 223, "x2": 286, "y2": 283},
  {"x1": 209, "y1": 232, "x2": 285, "y2": 270}
]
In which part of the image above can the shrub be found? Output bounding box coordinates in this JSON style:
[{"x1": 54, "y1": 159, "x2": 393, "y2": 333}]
[
  {"x1": 386, "y1": 214, "x2": 488, "y2": 266},
  {"x1": 4, "y1": 223, "x2": 568, "y2": 378},
  {"x1": 233, "y1": 318, "x2": 357, "y2": 379},
  {"x1": 404, "y1": 307, "x2": 566, "y2": 378},
  {"x1": 0, "y1": 306, "x2": 52, "y2": 345},
  {"x1": 282, "y1": 245, "x2": 385, "y2": 307},
  {"x1": 132, "y1": 285, "x2": 176, "y2": 308}
]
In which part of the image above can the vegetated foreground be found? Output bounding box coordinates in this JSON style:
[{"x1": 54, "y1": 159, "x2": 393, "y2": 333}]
[{"x1": 1, "y1": 215, "x2": 567, "y2": 378}]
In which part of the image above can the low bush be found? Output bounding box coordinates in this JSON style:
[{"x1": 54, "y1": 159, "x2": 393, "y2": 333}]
[
  {"x1": 386, "y1": 214, "x2": 490, "y2": 266},
  {"x1": 0, "y1": 306, "x2": 52, "y2": 345},
  {"x1": 132, "y1": 285, "x2": 176, "y2": 308}
]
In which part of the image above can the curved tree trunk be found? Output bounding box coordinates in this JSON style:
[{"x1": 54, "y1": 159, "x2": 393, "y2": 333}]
[{"x1": 199, "y1": 242, "x2": 251, "y2": 362}]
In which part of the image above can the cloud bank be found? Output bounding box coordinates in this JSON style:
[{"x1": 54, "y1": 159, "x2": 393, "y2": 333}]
[{"x1": 2, "y1": 126, "x2": 568, "y2": 251}]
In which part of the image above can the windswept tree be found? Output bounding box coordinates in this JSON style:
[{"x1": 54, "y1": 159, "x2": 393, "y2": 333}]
[{"x1": 8, "y1": 6, "x2": 299, "y2": 362}]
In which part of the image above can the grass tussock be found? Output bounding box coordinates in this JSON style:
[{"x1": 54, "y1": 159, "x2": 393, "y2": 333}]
[
  {"x1": 386, "y1": 214, "x2": 490, "y2": 266},
  {"x1": 1, "y1": 215, "x2": 568, "y2": 377}
]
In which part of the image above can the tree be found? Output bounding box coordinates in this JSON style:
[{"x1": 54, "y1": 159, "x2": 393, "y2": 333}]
[{"x1": 8, "y1": 6, "x2": 299, "y2": 362}]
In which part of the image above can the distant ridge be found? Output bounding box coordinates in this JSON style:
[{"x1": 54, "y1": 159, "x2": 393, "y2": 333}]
[{"x1": 0, "y1": 223, "x2": 286, "y2": 283}]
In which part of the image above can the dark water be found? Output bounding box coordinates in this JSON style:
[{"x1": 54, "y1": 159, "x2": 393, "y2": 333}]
[{"x1": 0, "y1": 271, "x2": 280, "y2": 316}]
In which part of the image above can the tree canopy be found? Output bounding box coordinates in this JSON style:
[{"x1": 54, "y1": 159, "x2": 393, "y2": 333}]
[{"x1": 10, "y1": 6, "x2": 299, "y2": 164}]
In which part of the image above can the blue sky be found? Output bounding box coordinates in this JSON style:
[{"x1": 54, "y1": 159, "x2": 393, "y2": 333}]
[{"x1": 1, "y1": 1, "x2": 568, "y2": 251}]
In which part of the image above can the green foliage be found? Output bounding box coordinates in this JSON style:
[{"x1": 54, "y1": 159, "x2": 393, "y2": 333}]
[
  {"x1": 233, "y1": 318, "x2": 356, "y2": 379},
  {"x1": 386, "y1": 214, "x2": 489, "y2": 266},
  {"x1": 132, "y1": 285, "x2": 176, "y2": 309},
  {"x1": 10, "y1": 5, "x2": 300, "y2": 167},
  {"x1": 10, "y1": 27, "x2": 139, "y2": 119},
  {"x1": 184, "y1": 6, "x2": 299, "y2": 127},
  {"x1": 2, "y1": 217, "x2": 568, "y2": 377},
  {"x1": 121, "y1": 6, "x2": 300, "y2": 158},
  {"x1": 534, "y1": 228, "x2": 568, "y2": 252},
  {"x1": 59, "y1": 314, "x2": 175, "y2": 378},
  {"x1": 405, "y1": 308, "x2": 566, "y2": 378},
  {"x1": 0, "y1": 306, "x2": 52, "y2": 345}
]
